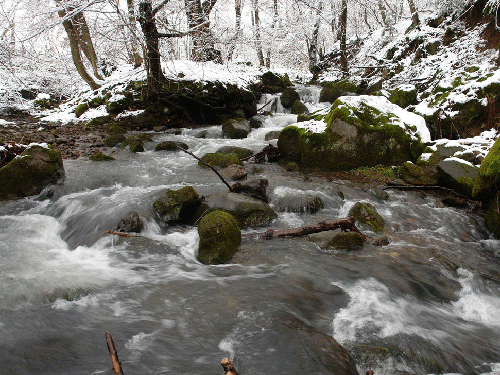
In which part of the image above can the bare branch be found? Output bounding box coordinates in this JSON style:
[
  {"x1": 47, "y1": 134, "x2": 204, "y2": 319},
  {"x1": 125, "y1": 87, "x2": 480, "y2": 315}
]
[{"x1": 152, "y1": 0, "x2": 172, "y2": 17}]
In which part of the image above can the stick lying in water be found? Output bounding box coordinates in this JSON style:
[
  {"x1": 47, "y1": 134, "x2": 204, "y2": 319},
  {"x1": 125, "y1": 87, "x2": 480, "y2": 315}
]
[
  {"x1": 105, "y1": 331, "x2": 124, "y2": 375},
  {"x1": 221, "y1": 358, "x2": 239, "y2": 375},
  {"x1": 177, "y1": 146, "x2": 235, "y2": 192},
  {"x1": 250, "y1": 216, "x2": 362, "y2": 239},
  {"x1": 106, "y1": 230, "x2": 141, "y2": 237}
]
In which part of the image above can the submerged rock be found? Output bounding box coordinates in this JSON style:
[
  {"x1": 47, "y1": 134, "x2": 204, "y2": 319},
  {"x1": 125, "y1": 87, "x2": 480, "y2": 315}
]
[
  {"x1": 196, "y1": 192, "x2": 277, "y2": 227},
  {"x1": 153, "y1": 186, "x2": 201, "y2": 225},
  {"x1": 103, "y1": 134, "x2": 126, "y2": 147},
  {"x1": 216, "y1": 146, "x2": 254, "y2": 159},
  {"x1": 155, "y1": 141, "x2": 189, "y2": 151},
  {"x1": 324, "y1": 231, "x2": 365, "y2": 250},
  {"x1": 250, "y1": 115, "x2": 267, "y2": 129},
  {"x1": 197, "y1": 210, "x2": 241, "y2": 265},
  {"x1": 0, "y1": 144, "x2": 64, "y2": 200},
  {"x1": 273, "y1": 194, "x2": 324, "y2": 214},
  {"x1": 116, "y1": 211, "x2": 145, "y2": 233},
  {"x1": 348, "y1": 202, "x2": 385, "y2": 233},
  {"x1": 89, "y1": 152, "x2": 115, "y2": 161}
]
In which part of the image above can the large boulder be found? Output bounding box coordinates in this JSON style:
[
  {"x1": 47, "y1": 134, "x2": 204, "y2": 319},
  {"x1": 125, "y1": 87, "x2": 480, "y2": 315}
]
[
  {"x1": 153, "y1": 186, "x2": 201, "y2": 225},
  {"x1": 260, "y1": 71, "x2": 291, "y2": 93},
  {"x1": 216, "y1": 146, "x2": 254, "y2": 159},
  {"x1": 233, "y1": 178, "x2": 269, "y2": 202},
  {"x1": 389, "y1": 84, "x2": 417, "y2": 108},
  {"x1": 319, "y1": 79, "x2": 360, "y2": 103},
  {"x1": 0, "y1": 144, "x2": 64, "y2": 200},
  {"x1": 348, "y1": 202, "x2": 385, "y2": 233},
  {"x1": 278, "y1": 95, "x2": 428, "y2": 170},
  {"x1": 196, "y1": 192, "x2": 277, "y2": 227},
  {"x1": 290, "y1": 100, "x2": 309, "y2": 115},
  {"x1": 250, "y1": 115, "x2": 267, "y2": 129},
  {"x1": 437, "y1": 157, "x2": 478, "y2": 197},
  {"x1": 280, "y1": 87, "x2": 300, "y2": 109},
  {"x1": 197, "y1": 210, "x2": 241, "y2": 265},
  {"x1": 222, "y1": 118, "x2": 252, "y2": 139},
  {"x1": 199, "y1": 152, "x2": 242, "y2": 169},
  {"x1": 400, "y1": 161, "x2": 439, "y2": 185}
]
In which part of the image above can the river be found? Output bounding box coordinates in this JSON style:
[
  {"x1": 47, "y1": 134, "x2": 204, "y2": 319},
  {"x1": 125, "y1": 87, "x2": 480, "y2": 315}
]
[{"x1": 1, "y1": 87, "x2": 500, "y2": 375}]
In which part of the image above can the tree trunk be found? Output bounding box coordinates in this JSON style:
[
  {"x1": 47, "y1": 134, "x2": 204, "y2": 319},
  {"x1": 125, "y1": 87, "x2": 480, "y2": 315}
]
[
  {"x1": 378, "y1": 0, "x2": 389, "y2": 27},
  {"x1": 227, "y1": 0, "x2": 242, "y2": 61},
  {"x1": 339, "y1": 0, "x2": 348, "y2": 77},
  {"x1": 57, "y1": 8, "x2": 101, "y2": 90},
  {"x1": 408, "y1": 0, "x2": 420, "y2": 28},
  {"x1": 73, "y1": 12, "x2": 104, "y2": 80},
  {"x1": 127, "y1": 0, "x2": 144, "y2": 67},
  {"x1": 185, "y1": 0, "x2": 221, "y2": 62},
  {"x1": 251, "y1": 0, "x2": 265, "y2": 66},
  {"x1": 138, "y1": 1, "x2": 165, "y2": 93},
  {"x1": 265, "y1": 0, "x2": 279, "y2": 67},
  {"x1": 308, "y1": 1, "x2": 322, "y2": 78}
]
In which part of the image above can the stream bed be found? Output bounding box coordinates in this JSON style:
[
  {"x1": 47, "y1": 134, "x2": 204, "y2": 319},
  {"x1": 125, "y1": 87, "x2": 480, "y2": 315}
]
[{"x1": 1, "y1": 88, "x2": 500, "y2": 375}]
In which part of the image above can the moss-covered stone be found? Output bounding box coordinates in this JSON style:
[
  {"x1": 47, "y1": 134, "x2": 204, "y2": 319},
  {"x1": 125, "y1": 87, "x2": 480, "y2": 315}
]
[
  {"x1": 105, "y1": 123, "x2": 127, "y2": 134},
  {"x1": 437, "y1": 158, "x2": 478, "y2": 197},
  {"x1": 389, "y1": 85, "x2": 417, "y2": 108},
  {"x1": 273, "y1": 194, "x2": 323, "y2": 214},
  {"x1": 197, "y1": 210, "x2": 241, "y2": 265},
  {"x1": 106, "y1": 94, "x2": 130, "y2": 113},
  {"x1": 85, "y1": 116, "x2": 110, "y2": 128},
  {"x1": 89, "y1": 152, "x2": 115, "y2": 161},
  {"x1": 286, "y1": 162, "x2": 300, "y2": 171},
  {"x1": 88, "y1": 95, "x2": 106, "y2": 108},
  {"x1": 216, "y1": 146, "x2": 254, "y2": 159},
  {"x1": 260, "y1": 71, "x2": 291, "y2": 93},
  {"x1": 199, "y1": 152, "x2": 243, "y2": 168},
  {"x1": 324, "y1": 232, "x2": 365, "y2": 250},
  {"x1": 153, "y1": 186, "x2": 201, "y2": 225},
  {"x1": 0, "y1": 144, "x2": 65, "y2": 200},
  {"x1": 103, "y1": 134, "x2": 126, "y2": 147},
  {"x1": 485, "y1": 192, "x2": 500, "y2": 238},
  {"x1": 400, "y1": 161, "x2": 439, "y2": 185},
  {"x1": 473, "y1": 137, "x2": 500, "y2": 201},
  {"x1": 155, "y1": 141, "x2": 188, "y2": 151},
  {"x1": 291, "y1": 100, "x2": 309, "y2": 114},
  {"x1": 280, "y1": 88, "x2": 300, "y2": 109},
  {"x1": 137, "y1": 133, "x2": 153, "y2": 142},
  {"x1": 348, "y1": 202, "x2": 385, "y2": 233},
  {"x1": 74, "y1": 102, "x2": 89, "y2": 118},
  {"x1": 122, "y1": 136, "x2": 144, "y2": 152},
  {"x1": 222, "y1": 118, "x2": 251, "y2": 139}
]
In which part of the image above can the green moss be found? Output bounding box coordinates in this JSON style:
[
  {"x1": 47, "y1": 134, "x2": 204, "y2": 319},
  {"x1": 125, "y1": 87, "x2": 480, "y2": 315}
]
[
  {"x1": 74, "y1": 102, "x2": 89, "y2": 118},
  {"x1": 85, "y1": 116, "x2": 109, "y2": 128},
  {"x1": 89, "y1": 152, "x2": 115, "y2": 161},
  {"x1": 137, "y1": 133, "x2": 153, "y2": 142},
  {"x1": 153, "y1": 186, "x2": 200, "y2": 224},
  {"x1": 324, "y1": 232, "x2": 365, "y2": 250},
  {"x1": 352, "y1": 165, "x2": 399, "y2": 183},
  {"x1": 473, "y1": 137, "x2": 500, "y2": 200},
  {"x1": 348, "y1": 202, "x2": 385, "y2": 233},
  {"x1": 216, "y1": 146, "x2": 254, "y2": 159},
  {"x1": 197, "y1": 210, "x2": 241, "y2": 264},
  {"x1": 291, "y1": 100, "x2": 309, "y2": 114},
  {"x1": 122, "y1": 136, "x2": 144, "y2": 152},
  {"x1": 389, "y1": 86, "x2": 417, "y2": 108},
  {"x1": 485, "y1": 192, "x2": 500, "y2": 238},
  {"x1": 199, "y1": 152, "x2": 243, "y2": 168},
  {"x1": 455, "y1": 176, "x2": 475, "y2": 197},
  {"x1": 103, "y1": 134, "x2": 126, "y2": 147},
  {"x1": 286, "y1": 162, "x2": 300, "y2": 171},
  {"x1": 466, "y1": 66, "x2": 480, "y2": 73},
  {"x1": 105, "y1": 123, "x2": 126, "y2": 134},
  {"x1": 88, "y1": 95, "x2": 106, "y2": 108}
]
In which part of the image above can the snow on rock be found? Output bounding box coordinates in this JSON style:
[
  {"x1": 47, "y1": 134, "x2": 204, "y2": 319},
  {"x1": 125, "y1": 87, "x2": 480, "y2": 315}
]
[
  {"x1": 0, "y1": 119, "x2": 16, "y2": 127},
  {"x1": 294, "y1": 120, "x2": 327, "y2": 134},
  {"x1": 79, "y1": 105, "x2": 108, "y2": 121},
  {"x1": 338, "y1": 95, "x2": 431, "y2": 143}
]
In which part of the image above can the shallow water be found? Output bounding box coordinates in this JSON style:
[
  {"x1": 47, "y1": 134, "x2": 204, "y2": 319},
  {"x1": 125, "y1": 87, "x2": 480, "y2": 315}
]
[{"x1": 1, "y1": 87, "x2": 500, "y2": 375}]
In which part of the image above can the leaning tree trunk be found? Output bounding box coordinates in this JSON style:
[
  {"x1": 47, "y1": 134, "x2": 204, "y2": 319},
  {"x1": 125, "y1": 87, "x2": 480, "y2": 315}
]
[
  {"x1": 138, "y1": 1, "x2": 165, "y2": 93},
  {"x1": 308, "y1": 1, "x2": 322, "y2": 78},
  {"x1": 57, "y1": 7, "x2": 101, "y2": 90},
  {"x1": 408, "y1": 0, "x2": 420, "y2": 28},
  {"x1": 73, "y1": 12, "x2": 104, "y2": 80},
  {"x1": 339, "y1": 0, "x2": 348, "y2": 77},
  {"x1": 251, "y1": 0, "x2": 265, "y2": 67},
  {"x1": 185, "y1": 0, "x2": 221, "y2": 62},
  {"x1": 227, "y1": 0, "x2": 242, "y2": 61},
  {"x1": 127, "y1": 0, "x2": 143, "y2": 67}
]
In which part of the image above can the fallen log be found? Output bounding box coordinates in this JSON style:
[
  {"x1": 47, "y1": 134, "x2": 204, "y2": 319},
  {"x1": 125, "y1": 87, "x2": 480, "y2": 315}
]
[
  {"x1": 221, "y1": 358, "x2": 239, "y2": 375},
  {"x1": 105, "y1": 331, "x2": 124, "y2": 375},
  {"x1": 251, "y1": 216, "x2": 361, "y2": 240}
]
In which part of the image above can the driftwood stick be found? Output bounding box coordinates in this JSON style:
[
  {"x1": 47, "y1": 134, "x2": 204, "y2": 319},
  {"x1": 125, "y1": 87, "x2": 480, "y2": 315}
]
[
  {"x1": 177, "y1": 146, "x2": 234, "y2": 192},
  {"x1": 105, "y1": 332, "x2": 124, "y2": 375},
  {"x1": 249, "y1": 217, "x2": 361, "y2": 240},
  {"x1": 221, "y1": 358, "x2": 239, "y2": 375},
  {"x1": 106, "y1": 230, "x2": 141, "y2": 237}
]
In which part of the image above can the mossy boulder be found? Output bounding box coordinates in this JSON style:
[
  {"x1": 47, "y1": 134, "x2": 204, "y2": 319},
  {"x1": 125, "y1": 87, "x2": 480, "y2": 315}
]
[
  {"x1": 103, "y1": 134, "x2": 126, "y2": 147},
  {"x1": 155, "y1": 141, "x2": 188, "y2": 151},
  {"x1": 89, "y1": 152, "x2": 115, "y2": 161},
  {"x1": 199, "y1": 152, "x2": 243, "y2": 168},
  {"x1": 122, "y1": 136, "x2": 144, "y2": 152},
  {"x1": 473, "y1": 137, "x2": 500, "y2": 201},
  {"x1": 278, "y1": 95, "x2": 428, "y2": 170},
  {"x1": 153, "y1": 186, "x2": 201, "y2": 225},
  {"x1": 74, "y1": 102, "x2": 89, "y2": 118},
  {"x1": 0, "y1": 144, "x2": 64, "y2": 200},
  {"x1": 85, "y1": 116, "x2": 110, "y2": 128},
  {"x1": 400, "y1": 161, "x2": 439, "y2": 185},
  {"x1": 389, "y1": 84, "x2": 417, "y2": 108},
  {"x1": 197, "y1": 192, "x2": 277, "y2": 227},
  {"x1": 216, "y1": 146, "x2": 254, "y2": 159},
  {"x1": 485, "y1": 192, "x2": 500, "y2": 238},
  {"x1": 280, "y1": 88, "x2": 300, "y2": 109},
  {"x1": 105, "y1": 123, "x2": 127, "y2": 135},
  {"x1": 319, "y1": 79, "x2": 360, "y2": 103},
  {"x1": 106, "y1": 94, "x2": 130, "y2": 113},
  {"x1": 273, "y1": 194, "x2": 323, "y2": 214},
  {"x1": 197, "y1": 210, "x2": 241, "y2": 265},
  {"x1": 260, "y1": 71, "x2": 291, "y2": 93},
  {"x1": 348, "y1": 202, "x2": 385, "y2": 233},
  {"x1": 324, "y1": 232, "x2": 365, "y2": 250},
  {"x1": 222, "y1": 118, "x2": 252, "y2": 139},
  {"x1": 291, "y1": 100, "x2": 309, "y2": 114}
]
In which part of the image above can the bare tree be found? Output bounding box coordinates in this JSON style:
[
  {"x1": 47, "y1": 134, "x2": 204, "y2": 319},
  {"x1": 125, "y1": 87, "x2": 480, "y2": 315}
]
[
  {"x1": 308, "y1": 0, "x2": 323, "y2": 78},
  {"x1": 184, "y1": 0, "x2": 221, "y2": 62},
  {"x1": 408, "y1": 0, "x2": 420, "y2": 29},
  {"x1": 339, "y1": 0, "x2": 348, "y2": 77},
  {"x1": 251, "y1": 0, "x2": 265, "y2": 66},
  {"x1": 227, "y1": 0, "x2": 242, "y2": 61}
]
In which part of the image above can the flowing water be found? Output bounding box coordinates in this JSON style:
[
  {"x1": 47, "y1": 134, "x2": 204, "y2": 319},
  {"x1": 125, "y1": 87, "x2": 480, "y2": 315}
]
[{"x1": 1, "y1": 87, "x2": 500, "y2": 375}]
